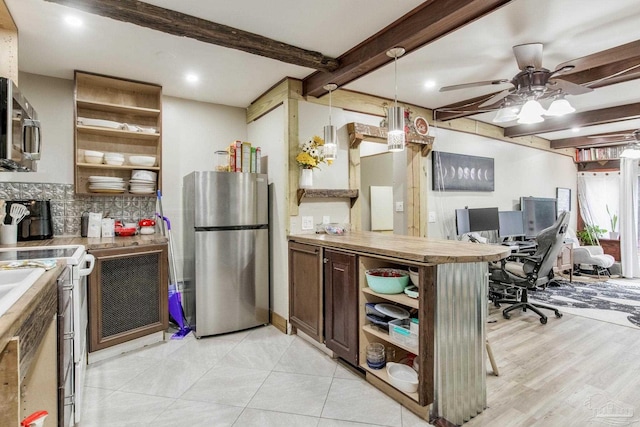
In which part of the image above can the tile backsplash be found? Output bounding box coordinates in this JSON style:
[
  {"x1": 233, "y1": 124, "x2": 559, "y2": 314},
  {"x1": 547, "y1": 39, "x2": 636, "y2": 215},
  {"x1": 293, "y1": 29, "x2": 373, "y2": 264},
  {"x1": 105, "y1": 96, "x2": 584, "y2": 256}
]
[{"x1": 0, "y1": 182, "x2": 156, "y2": 236}]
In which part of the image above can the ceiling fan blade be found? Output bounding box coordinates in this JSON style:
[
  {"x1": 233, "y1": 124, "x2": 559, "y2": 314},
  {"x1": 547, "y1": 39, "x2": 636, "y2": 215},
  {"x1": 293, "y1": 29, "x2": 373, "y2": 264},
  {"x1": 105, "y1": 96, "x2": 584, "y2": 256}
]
[
  {"x1": 439, "y1": 79, "x2": 510, "y2": 92},
  {"x1": 478, "y1": 89, "x2": 512, "y2": 108},
  {"x1": 587, "y1": 134, "x2": 632, "y2": 139},
  {"x1": 547, "y1": 78, "x2": 593, "y2": 95},
  {"x1": 513, "y1": 43, "x2": 543, "y2": 70},
  {"x1": 555, "y1": 40, "x2": 640, "y2": 75}
]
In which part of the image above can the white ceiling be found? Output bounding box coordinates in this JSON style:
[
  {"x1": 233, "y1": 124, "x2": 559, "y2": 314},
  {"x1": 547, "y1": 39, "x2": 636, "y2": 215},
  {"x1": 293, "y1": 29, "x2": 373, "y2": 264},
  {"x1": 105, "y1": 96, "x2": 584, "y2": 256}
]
[{"x1": 6, "y1": 0, "x2": 640, "y2": 142}]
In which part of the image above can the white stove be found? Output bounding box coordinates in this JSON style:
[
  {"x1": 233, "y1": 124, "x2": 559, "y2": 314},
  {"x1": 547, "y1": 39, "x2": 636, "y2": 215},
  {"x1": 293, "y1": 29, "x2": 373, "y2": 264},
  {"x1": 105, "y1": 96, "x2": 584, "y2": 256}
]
[{"x1": 0, "y1": 245, "x2": 94, "y2": 427}]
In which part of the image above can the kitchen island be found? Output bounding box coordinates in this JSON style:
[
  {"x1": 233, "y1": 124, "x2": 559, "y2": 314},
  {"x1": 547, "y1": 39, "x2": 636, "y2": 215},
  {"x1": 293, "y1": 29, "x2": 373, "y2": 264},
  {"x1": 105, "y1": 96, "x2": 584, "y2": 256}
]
[{"x1": 288, "y1": 231, "x2": 509, "y2": 426}]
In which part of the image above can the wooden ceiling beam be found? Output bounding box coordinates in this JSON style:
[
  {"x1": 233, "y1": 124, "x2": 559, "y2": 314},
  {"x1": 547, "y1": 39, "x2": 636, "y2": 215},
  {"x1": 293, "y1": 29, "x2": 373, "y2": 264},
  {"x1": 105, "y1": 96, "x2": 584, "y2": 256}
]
[
  {"x1": 504, "y1": 103, "x2": 640, "y2": 138},
  {"x1": 550, "y1": 129, "x2": 639, "y2": 149},
  {"x1": 44, "y1": 0, "x2": 339, "y2": 72},
  {"x1": 302, "y1": 0, "x2": 513, "y2": 98}
]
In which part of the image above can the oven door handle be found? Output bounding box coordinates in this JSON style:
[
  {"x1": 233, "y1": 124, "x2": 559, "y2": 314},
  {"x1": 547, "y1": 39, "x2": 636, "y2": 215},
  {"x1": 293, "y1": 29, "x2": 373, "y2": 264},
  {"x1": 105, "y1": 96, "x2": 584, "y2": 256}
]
[{"x1": 79, "y1": 254, "x2": 95, "y2": 277}]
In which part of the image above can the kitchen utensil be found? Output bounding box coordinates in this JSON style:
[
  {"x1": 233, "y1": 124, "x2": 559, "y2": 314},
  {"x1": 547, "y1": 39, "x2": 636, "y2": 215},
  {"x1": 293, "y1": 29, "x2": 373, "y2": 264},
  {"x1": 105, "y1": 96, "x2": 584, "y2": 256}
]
[
  {"x1": 386, "y1": 362, "x2": 418, "y2": 393},
  {"x1": 365, "y1": 268, "x2": 409, "y2": 294},
  {"x1": 10, "y1": 203, "x2": 29, "y2": 225},
  {"x1": 374, "y1": 303, "x2": 410, "y2": 319}
]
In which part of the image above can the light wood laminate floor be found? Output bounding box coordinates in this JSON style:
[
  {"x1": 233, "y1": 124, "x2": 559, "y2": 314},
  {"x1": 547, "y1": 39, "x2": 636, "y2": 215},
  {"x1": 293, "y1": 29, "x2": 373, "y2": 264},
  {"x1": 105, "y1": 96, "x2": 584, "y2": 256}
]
[{"x1": 472, "y1": 305, "x2": 640, "y2": 427}]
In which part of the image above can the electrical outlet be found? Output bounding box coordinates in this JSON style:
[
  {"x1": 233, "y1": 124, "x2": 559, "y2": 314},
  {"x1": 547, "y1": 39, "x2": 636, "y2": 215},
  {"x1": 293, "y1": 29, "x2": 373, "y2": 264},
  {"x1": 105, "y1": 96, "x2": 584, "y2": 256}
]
[
  {"x1": 395, "y1": 202, "x2": 404, "y2": 212},
  {"x1": 428, "y1": 211, "x2": 437, "y2": 223},
  {"x1": 323, "y1": 216, "x2": 330, "y2": 224},
  {"x1": 301, "y1": 216, "x2": 314, "y2": 230}
]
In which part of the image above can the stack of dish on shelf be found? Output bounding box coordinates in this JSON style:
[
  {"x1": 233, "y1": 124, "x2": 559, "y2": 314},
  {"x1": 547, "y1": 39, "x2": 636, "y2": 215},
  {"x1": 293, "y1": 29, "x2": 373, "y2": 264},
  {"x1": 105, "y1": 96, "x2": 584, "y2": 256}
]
[
  {"x1": 88, "y1": 176, "x2": 125, "y2": 193},
  {"x1": 129, "y1": 169, "x2": 157, "y2": 194},
  {"x1": 104, "y1": 152, "x2": 125, "y2": 166}
]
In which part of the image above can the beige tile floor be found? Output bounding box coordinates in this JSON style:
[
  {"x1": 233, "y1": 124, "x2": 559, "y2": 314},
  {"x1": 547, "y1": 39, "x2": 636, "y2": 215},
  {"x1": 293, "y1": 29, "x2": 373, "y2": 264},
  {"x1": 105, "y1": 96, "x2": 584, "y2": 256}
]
[{"x1": 79, "y1": 326, "x2": 434, "y2": 427}]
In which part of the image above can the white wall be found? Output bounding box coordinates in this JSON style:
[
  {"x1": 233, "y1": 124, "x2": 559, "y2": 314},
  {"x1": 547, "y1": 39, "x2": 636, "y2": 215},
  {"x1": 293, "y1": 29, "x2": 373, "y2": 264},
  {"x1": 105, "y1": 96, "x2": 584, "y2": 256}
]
[
  {"x1": 161, "y1": 96, "x2": 247, "y2": 276},
  {"x1": 247, "y1": 105, "x2": 286, "y2": 317},
  {"x1": 0, "y1": 72, "x2": 74, "y2": 183},
  {"x1": 361, "y1": 152, "x2": 393, "y2": 231},
  {"x1": 425, "y1": 127, "x2": 578, "y2": 239}
]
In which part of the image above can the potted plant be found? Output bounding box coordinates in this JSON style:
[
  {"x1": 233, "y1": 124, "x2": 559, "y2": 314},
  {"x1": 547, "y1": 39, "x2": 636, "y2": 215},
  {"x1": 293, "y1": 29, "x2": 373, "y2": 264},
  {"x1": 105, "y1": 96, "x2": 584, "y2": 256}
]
[
  {"x1": 606, "y1": 204, "x2": 619, "y2": 240},
  {"x1": 577, "y1": 224, "x2": 607, "y2": 246}
]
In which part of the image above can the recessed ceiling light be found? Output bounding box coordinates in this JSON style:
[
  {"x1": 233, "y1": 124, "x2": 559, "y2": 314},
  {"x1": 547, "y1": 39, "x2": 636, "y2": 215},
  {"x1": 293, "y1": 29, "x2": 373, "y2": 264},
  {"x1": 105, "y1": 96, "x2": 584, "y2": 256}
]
[
  {"x1": 185, "y1": 73, "x2": 199, "y2": 84},
  {"x1": 571, "y1": 127, "x2": 581, "y2": 133},
  {"x1": 424, "y1": 80, "x2": 437, "y2": 89},
  {"x1": 64, "y1": 16, "x2": 83, "y2": 28}
]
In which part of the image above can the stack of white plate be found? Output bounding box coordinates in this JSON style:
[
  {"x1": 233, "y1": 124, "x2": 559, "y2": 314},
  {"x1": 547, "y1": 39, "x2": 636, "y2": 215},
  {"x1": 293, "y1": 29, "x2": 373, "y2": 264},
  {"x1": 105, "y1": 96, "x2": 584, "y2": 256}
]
[
  {"x1": 88, "y1": 176, "x2": 125, "y2": 193},
  {"x1": 129, "y1": 177, "x2": 156, "y2": 194}
]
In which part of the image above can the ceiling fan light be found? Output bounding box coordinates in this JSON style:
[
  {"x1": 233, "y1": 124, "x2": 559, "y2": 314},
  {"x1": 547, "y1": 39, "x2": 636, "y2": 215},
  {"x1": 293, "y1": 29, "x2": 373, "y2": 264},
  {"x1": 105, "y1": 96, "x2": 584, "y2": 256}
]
[
  {"x1": 545, "y1": 98, "x2": 575, "y2": 116},
  {"x1": 517, "y1": 99, "x2": 545, "y2": 124},
  {"x1": 620, "y1": 142, "x2": 640, "y2": 159},
  {"x1": 493, "y1": 106, "x2": 519, "y2": 123},
  {"x1": 387, "y1": 106, "x2": 405, "y2": 152}
]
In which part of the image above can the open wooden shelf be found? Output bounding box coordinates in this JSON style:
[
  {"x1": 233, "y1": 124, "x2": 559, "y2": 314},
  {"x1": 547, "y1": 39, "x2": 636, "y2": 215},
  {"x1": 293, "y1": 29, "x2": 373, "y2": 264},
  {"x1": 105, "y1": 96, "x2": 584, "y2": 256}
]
[
  {"x1": 577, "y1": 159, "x2": 620, "y2": 171},
  {"x1": 77, "y1": 125, "x2": 160, "y2": 140},
  {"x1": 296, "y1": 188, "x2": 359, "y2": 206},
  {"x1": 347, "y1": 122, "x2": 434, "y2": 156},
  {"x1": 77, "y1": 99, "x2": 161, "y2": 117},
  {"x1": 362, "y1": 324, "x2": 419, "y2": 355},
  {"x1": 360, "y1": 362, "x2": 419, "y2": 403},
  {"x1": 362, "y1": 287, "x2": 419, "y2": 309},
  {"x1": 77, "y1": 163, "x2": 160, "y2": 171}
]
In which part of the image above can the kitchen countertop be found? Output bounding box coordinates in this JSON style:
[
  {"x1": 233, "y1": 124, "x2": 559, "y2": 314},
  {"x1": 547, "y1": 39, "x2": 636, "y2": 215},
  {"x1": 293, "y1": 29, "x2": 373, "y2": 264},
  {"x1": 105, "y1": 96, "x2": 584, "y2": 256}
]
[
  {"x1": 288, "y1": 231, "x2": 509, "y2": 264},
  {"x1": 0, "y1": 261, "x2": 65, "y2": 369},
  {"x1": 6, "y1": 234, "x2": 168, "y2": 250}
]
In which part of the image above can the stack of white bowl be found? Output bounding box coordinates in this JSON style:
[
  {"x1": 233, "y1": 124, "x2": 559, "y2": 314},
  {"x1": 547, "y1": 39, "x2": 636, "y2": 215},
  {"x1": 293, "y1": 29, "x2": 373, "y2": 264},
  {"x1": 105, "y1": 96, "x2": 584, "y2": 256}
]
[
  {"x1": 129, "y1": 155, "x2": 156, "y2": 167},
  {"x1": 84, "y1": 150, "x2": 104, "y2": 164},
  {"x1": 129, "y1": 169, "x2": 157, "y2": 194},
  {"x1": 104, "y1": 152, "x2": 125, "y2": 166}
]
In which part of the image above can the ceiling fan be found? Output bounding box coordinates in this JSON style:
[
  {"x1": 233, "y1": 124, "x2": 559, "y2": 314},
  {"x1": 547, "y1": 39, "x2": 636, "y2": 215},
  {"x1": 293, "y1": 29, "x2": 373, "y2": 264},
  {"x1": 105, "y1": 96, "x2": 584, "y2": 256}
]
[{"x1": 439, "y1": 43, "x2": 594, "y2": 123}]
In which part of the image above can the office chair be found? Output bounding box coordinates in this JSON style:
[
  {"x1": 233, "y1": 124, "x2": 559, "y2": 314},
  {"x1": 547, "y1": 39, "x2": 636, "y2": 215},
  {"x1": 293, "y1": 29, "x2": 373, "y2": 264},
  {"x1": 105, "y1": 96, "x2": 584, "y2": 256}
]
[{"x1": 489, "y1": 211, "x2": 569, "y2": 324}]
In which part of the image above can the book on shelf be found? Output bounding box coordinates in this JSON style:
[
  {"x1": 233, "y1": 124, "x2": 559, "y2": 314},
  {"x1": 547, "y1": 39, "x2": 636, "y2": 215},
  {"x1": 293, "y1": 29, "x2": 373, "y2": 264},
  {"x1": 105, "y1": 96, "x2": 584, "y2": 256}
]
[{"x1": 575, "y1": 145, "x2": 624, "y2": 162}]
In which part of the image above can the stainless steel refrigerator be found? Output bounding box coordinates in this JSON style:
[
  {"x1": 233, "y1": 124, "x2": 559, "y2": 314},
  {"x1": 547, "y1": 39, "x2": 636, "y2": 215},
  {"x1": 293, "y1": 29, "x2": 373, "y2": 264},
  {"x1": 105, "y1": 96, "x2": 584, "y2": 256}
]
[{"x1": 183, "y1": 171, "x2": 269, "y2": 337}]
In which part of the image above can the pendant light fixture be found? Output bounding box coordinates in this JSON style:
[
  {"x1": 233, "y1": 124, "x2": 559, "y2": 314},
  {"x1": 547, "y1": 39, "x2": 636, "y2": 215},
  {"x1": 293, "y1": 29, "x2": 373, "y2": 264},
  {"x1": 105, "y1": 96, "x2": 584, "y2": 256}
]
[
  {"x1": 517, "y1": 98, "x2": 546, "y2": 124},
  {"x1": 323, "y1": 83, "x2": 338, "y2": 161},
  {"x1": 386, "y1": 47, "x2": 406, "y2": 152}
]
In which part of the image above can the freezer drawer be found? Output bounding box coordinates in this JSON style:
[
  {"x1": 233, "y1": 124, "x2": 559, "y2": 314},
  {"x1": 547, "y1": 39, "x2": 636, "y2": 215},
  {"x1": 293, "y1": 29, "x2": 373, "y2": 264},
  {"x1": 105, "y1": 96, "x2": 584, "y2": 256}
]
[{"x1": 194, "y1": 228, "x2": 269, "y2": 336}]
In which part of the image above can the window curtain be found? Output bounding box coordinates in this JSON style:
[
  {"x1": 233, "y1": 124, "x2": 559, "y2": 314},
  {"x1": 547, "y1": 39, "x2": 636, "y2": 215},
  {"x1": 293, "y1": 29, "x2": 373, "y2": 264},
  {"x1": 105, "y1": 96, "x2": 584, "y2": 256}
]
[
  {"x1": 577, "y1": 171, "x2": 620, "y2": 240},
  {"x1": 620, "y1": 158, "x2": 640, "y2": 278}
]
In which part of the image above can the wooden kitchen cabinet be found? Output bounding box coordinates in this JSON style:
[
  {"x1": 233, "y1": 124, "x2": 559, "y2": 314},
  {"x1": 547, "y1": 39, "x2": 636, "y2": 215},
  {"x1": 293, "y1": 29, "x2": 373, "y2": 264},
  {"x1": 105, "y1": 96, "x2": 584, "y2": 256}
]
[
  {"x1": 324, "y1": 249, "x2": 358, "y2": 365},
  {"x1": 288, "y1": 241, "x2": 323, "y2": 342},
  {"x1": 74, "y1": 71, "x2": 163, "y2": 196},
  {"x1": 88, "y1": 244, "x2": 168, "y2": 352}
]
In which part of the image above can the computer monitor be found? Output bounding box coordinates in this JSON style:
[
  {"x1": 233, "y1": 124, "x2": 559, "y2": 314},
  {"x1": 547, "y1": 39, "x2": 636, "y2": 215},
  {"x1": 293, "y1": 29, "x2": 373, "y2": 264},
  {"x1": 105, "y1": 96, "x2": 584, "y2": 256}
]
[
  {"x1": 498, "y1": 210, "x2": 525, "y2": 238},
  {"x1": 520, "y1": 197, "x2": 557, "y2": 238},
  {"x1": 468, "y1": 207, "x2": 499, "y2": 232},
  {"x1": 455, "y1": 209, "x2": 471, "y2": 235}
]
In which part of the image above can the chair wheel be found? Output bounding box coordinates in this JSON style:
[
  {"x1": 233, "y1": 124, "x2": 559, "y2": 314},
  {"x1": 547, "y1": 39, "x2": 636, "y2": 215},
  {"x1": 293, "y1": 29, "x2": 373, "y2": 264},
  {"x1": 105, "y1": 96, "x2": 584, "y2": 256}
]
[
  {"x1": 503, "y1": 313, "x2": 510, "y2": 320},
  {"x1": 494, "y1": 302, "x2": 501, "y2": 308},
  {"x1": 540, "y1": 317, "x2": 548, "y2": 324},
  {"x1": 555, "y1": 312, "x2": 563, "y2": 318}
]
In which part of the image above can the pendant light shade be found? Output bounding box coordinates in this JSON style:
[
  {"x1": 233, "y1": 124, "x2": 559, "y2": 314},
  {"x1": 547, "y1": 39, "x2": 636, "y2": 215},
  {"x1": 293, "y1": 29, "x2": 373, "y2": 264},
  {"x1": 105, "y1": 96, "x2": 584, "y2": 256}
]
[
  {"x1": 620, "y1": 142, "x2": 640, "y2": 159},
  {"x1": 545, "y1": 96, "x2": 575, "y2": 116},
  {"x1": 386, "y1": 47, "x2": 406, "y2": 152},
  {"x1": 492, "y1": 104, "x2": 520, "y2": 123},
  {"x1": 517, "y1": 99, "x2": 545, "y2": 124},
  {"x1": 323, "y1": 84, "x2": 338, "y2": 161}
]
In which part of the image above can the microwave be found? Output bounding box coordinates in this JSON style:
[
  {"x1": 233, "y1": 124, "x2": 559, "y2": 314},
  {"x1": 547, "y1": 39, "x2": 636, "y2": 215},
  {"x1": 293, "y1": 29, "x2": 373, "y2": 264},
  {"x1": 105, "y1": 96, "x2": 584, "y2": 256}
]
[{"x1": 0, "y1": 77, "x2": 41, "y2": 171}]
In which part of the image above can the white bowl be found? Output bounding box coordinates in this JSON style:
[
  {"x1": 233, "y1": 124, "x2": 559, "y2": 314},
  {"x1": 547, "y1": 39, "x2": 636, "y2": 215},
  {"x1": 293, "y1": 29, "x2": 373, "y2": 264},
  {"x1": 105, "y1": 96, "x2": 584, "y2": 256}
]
[
  {"x1": 84, "y1": 155, "x2": 104, "y2": 164},
  {"x1": 131, "y1": 169, "x2": 157, "y2": 181},
  {"x1": 104, "y1": 158, "x2": 125, "y2": 166},
  {"x1": 386, "y1": 362, "x2": 418, "y2": 393},
  {"x1": 84, "y1": 150, "x2": 104, "y2": 157},
  {"x1": 408, "y1": 267, "x2": 419, "y2": 286},
  {"x1": 78, "y1": 117, "x2": 122, "y2": 129},
  {"x1": 104, "y1": 152, "x2": 124, "y2": 159},
  {"x1": 129, "y1": 155, "x2": 156, "y2": 167}
]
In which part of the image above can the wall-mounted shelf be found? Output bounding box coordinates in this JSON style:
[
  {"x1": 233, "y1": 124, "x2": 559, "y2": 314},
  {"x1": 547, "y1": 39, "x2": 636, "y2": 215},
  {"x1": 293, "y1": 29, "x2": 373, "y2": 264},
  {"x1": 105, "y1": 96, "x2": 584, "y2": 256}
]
[
  {"x1": 347, "y1": 122, "x2": 434, "y2": 156},
  {"x1": 577, "y1": 159, "x2": 620, "y2": 171},
  {"x1": 297, "y1": 189, "x2": 359, "y2": 206}
]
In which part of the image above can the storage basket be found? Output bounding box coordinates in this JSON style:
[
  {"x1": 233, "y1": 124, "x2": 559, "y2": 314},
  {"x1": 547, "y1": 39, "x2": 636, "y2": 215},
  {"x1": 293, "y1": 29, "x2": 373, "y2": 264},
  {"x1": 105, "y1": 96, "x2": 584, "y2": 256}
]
[{"x1": 388, "y1": 318, "x2": 418, "y2": 350}]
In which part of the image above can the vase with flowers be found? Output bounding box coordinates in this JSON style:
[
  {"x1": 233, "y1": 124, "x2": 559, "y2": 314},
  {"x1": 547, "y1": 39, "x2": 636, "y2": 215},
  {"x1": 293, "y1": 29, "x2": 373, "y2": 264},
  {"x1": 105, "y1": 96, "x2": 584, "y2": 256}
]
[{"x1": 296, "y1": 135, "x2": 332, "y2": 188}]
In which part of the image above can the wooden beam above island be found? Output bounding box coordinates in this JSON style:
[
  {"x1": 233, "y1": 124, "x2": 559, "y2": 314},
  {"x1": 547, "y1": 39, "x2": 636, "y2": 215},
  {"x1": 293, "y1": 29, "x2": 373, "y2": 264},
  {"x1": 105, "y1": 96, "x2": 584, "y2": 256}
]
[{"x1": 288, "y1": 231, "x2": 509, "y2": 426}]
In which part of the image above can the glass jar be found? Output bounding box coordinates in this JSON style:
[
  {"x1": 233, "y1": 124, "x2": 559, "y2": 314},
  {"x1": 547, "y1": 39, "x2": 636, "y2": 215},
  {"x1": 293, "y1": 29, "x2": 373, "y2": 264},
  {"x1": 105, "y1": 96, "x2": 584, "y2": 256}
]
[{"x1": 215, "y1": 150, "x2": 229, "y2": 171}]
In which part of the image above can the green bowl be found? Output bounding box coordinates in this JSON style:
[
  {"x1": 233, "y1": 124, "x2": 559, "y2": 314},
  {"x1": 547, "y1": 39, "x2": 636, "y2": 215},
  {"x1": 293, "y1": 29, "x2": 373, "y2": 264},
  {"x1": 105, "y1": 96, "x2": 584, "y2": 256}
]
[{"x1": 365, "y1": 268, "x2": 409, "y2": 294}]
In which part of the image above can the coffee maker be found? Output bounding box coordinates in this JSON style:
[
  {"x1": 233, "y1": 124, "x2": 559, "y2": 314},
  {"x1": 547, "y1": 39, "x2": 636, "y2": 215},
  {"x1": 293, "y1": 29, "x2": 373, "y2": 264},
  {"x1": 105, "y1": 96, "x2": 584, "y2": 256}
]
[{"x1": 4, "y1": 200, "x2": 53, "y2": 240}]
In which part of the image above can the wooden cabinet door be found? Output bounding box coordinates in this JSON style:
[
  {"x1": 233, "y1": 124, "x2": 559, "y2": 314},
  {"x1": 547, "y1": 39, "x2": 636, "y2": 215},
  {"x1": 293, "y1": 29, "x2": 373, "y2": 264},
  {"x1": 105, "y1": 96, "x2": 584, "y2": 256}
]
[
  {"x1": 88, "y1": 244, "x2": 168, "y2": 352},
  {"x1": 288, "y1": 242, "x2": 323, "y2": 342},
  {"x1": 324, "y1": 249, "x2": 358, "y2": 365}
]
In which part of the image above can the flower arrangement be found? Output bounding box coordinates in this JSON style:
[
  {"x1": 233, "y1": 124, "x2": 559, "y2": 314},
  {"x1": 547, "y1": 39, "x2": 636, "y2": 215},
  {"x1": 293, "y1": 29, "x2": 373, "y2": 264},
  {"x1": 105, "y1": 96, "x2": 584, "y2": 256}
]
[{"x1": 296, "y1": 136, "x2": 332, "y2": 169}]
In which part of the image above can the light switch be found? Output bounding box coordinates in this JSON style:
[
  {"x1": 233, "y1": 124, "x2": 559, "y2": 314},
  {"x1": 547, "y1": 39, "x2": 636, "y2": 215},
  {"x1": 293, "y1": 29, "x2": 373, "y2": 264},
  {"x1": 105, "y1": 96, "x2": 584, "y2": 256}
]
[
  {"x1": 395, "y1": 202, "x2": 404, "y2": 212},
  {"x1": 428, "y1": 211, "x2": 437, "y2": 223},
  {"x1": 302, "y1": 216, "x2": 314, "y2": 230}
]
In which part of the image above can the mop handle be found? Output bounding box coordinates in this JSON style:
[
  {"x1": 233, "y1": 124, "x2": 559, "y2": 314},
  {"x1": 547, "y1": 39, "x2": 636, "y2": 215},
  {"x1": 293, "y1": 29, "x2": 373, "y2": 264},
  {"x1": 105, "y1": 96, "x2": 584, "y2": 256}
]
[
  {"x1": 156, "y1": 190, "x2": 167, "y2": 236},
  {"x1": 156, "y1": 214, "x2": 171, "y2": 231}
]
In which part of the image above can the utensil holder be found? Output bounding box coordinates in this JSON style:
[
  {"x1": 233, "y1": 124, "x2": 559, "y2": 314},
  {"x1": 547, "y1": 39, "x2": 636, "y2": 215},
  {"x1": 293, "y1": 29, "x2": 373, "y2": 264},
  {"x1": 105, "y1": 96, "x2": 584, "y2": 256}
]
[{"x1": 0, "y1": 224, "x2": 18, "y2": 245}]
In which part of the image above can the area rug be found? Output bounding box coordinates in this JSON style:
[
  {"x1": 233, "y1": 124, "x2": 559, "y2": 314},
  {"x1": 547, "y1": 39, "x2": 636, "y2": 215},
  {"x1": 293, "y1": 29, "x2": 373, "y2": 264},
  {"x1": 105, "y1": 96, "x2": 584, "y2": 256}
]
[{"x1": 529, "y1": 278, "x2": 640, "y2": 329}]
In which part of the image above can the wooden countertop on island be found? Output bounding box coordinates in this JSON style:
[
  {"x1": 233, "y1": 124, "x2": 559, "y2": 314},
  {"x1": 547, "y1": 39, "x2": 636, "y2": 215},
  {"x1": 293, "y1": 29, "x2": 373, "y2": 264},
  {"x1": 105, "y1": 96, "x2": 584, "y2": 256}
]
[{"x1": 288, "y1": 231, "x2": 510, "y2": 264}]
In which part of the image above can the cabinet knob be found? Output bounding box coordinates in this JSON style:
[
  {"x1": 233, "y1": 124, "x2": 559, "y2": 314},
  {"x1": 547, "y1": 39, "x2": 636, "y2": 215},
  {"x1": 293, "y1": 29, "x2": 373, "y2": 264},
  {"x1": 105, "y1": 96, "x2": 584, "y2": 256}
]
[{"x1": 323, "y1": 258, "x2": 328, "y2": 263}]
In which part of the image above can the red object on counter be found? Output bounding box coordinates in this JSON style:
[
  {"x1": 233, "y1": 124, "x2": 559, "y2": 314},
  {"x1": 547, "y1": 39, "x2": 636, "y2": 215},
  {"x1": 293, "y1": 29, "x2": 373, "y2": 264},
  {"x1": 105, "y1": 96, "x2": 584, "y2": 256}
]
[
  {"x1": 21, "y1": 411, "x2": 48, "y2": 427},
  {"x1": 139, "y1": 218, "x2": 155, "y2": 227}
]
